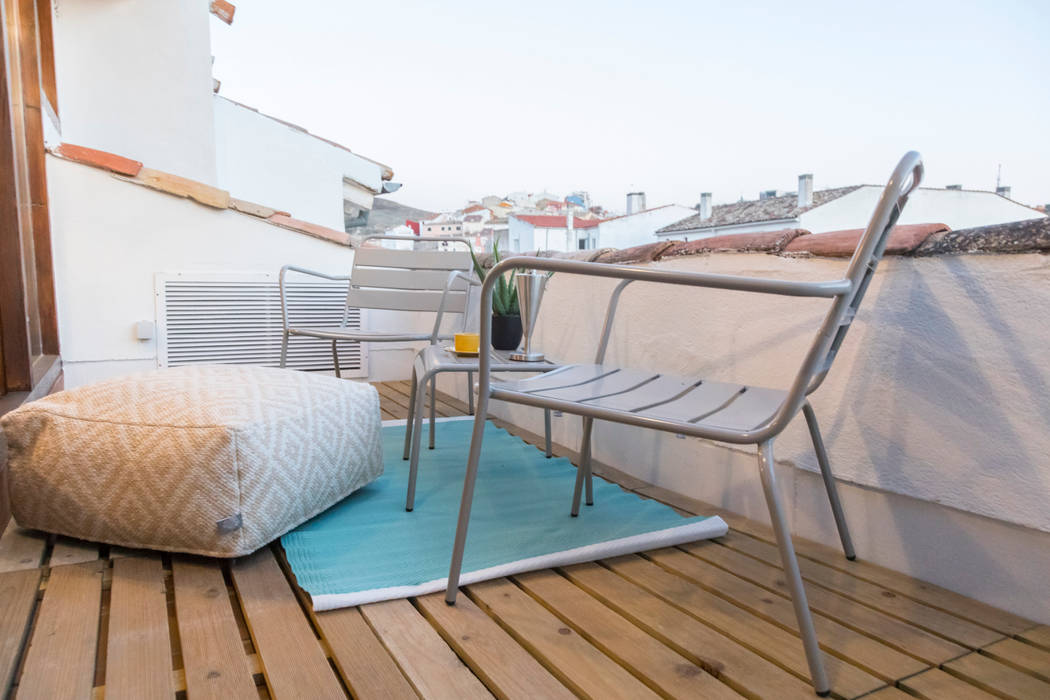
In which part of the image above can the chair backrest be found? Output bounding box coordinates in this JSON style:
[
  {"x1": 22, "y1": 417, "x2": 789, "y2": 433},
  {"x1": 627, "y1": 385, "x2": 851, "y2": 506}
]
[
  {"x1": 801, "y1": 151, "x2": 924, "y2": 397},
  {"x1": 347, "y1": 235, "x2": 474, "y2": 314}
]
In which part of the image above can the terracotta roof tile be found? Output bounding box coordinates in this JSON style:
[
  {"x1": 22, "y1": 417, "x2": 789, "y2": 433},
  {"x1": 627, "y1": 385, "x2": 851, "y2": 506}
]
[
  {"x1": 136, "y1": 168, "x2": 230, "y2": 209},
  {"x1": 209, "y1": 1, "x2": 236, "y2": 25},
  {"x1": 664, "y1": 228, "x2": 808, "y2": 257},
  {"x1": 268, "y1": 214, "x2": 350, "y2": 246},
  {"x1": 513, "y1": 214, "x2": 603, "y2": 229},
  {"x1": 784, "y1": 223, "x2": 949, "y2": 257},
  {"x1": 55, "y1": 142, "x2": 142, "y2": 177},
  {"x1": 915, "y1": 217, "x2": 1050, "y2": 256},
  {"x1": 594, "y1": 241, "x2": 673, "y2": 264}
]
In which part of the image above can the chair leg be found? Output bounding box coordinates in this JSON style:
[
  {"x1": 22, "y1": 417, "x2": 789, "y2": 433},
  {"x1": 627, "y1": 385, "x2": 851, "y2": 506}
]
[
  {"x1": 571, "y1": 417, "x2": 595, "y2": 516},
  {"x1": 544, "y1": 408, "x2": 552, "y2": 458},
  {"x1": 428, "y1": 376, "x2": 437, "y2": 449},
  {"x1": 467, "y1": 371, "x2": 475, "y2": 415},
  {"x1": 403, "y1": 368, "x2": 418, "y2": 461},
  {"x1": 406, "y1": 371, "x2": 431, "y2": 511},
  {"x1": 446, "y1": 407, "x2": 489, "y2": 604},
  {"x1": 279, "y1": 331, "x2": 289, "y2": 368},
  {"x1": 802, "y1": 403, "x2": 856, "y2": 560},
  {"x1": 331, "y1": 340, "x2": 341, "y2": 379},
  {"x1": 757, "y1": 440, "x2": 830, "y2": 696}
]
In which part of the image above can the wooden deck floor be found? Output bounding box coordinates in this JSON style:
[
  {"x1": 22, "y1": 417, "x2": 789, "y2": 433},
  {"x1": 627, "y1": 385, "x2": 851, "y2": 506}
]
[{"x1": 1, "y1": 380, "x2": 1048, "y2": 699}]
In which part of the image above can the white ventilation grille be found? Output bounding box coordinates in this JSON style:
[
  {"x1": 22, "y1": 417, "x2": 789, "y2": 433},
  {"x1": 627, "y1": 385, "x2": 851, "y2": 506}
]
[{"x1": 156, "y1": 272, "x2": 366, "y2": 376}]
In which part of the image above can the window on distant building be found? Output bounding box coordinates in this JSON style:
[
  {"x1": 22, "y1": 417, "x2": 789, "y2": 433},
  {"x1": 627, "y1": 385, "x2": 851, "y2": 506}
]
[{"x1": 342, "y1": 177, "x2": 372, "y2": 231}]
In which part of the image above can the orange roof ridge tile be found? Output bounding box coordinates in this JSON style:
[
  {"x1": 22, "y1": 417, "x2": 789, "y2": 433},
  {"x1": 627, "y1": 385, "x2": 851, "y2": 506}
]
[
  {"x1": 49, "y1": 143, "x2": 352, "y2": 247},
  {"x1": 210, "y1": 1, "x2": 236, "y2": 25},
  {"x1": 55, "y1": 142, "x2": 142, "y2": 177},
  {"x1": 267, "y1": 214, "x2": 350, "y2": 246}
]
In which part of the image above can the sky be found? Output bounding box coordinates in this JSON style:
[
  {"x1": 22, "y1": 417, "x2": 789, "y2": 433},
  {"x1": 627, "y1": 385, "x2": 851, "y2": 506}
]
[{"x1": 209, "y1": 1, "x2": 1050, "y2": 214}]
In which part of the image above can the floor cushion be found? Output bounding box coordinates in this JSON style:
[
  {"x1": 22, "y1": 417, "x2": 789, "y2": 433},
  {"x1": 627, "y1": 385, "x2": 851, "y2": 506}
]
[{"x1": 0, "y1": 365, "x2": 383, "y2": 557}]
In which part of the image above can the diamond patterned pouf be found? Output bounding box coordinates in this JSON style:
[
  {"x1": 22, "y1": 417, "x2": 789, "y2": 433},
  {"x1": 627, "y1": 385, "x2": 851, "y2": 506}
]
[{"x1": 0, "y1": 365, "x2": 383, "y2": 557}]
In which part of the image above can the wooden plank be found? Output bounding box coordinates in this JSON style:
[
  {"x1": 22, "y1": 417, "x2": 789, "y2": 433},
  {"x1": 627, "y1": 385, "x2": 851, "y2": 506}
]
[
  {"x1": 703, "y1": 533, "x2": 1002, "y2": 649},
  {"x1": 564, "y1": 560, "x2": 835, "y2": 698},
  {"x1": 416, "y1": 590, "x2": 575, "y2": 700},
  {"x1": 467, "y1": 577, "x2": 660, "y2": 700},
  {"x1": 633, "y1": 482, "x2": 1035, "y2": 637},
  {"x1": 49, "y1": 536, "x2": 99, "y2": 566},
  {"x1": 389, "y1": 380, "x2": 464, "y2": 417},
  {"x1": 513, "y1": 569, "x2": 740, "y2": 698},
  {"x1": 982, "y1": 638, "x2": 1050, "y2": 682},
  {"x1": 314, "y1": 606, "x2": 417, "y2": 700},
  {"x1": 900, "y1": 668, "x2": 1000, "y2": 699},
  {"x1": 1019, "y1": 625, "x2": 1050, "y2": 651},
  {"x1": 230, "y1": 548, "x2": 345, "y2": 699},
  {"x1": 600, "y1": 554, "x2": 888, "y2": 696},
  {"x1": 864, "y1": 686, "x2": 914, "y2": 699},
  {"x1": 374, "y1": 384, "x2": 410, "y2": 419},
  {"x1": 172, "y1": 558, "x2": 257, "y2": 700},
  {"x1": 16, "y1": 561, "x2": 102, "y2": 700},
  {"x1": 0, "y1": 522, "x2": 46, "y2": 572},
  {"x1": 672, "y1": 542, "x2": 966, "y2": 666},
  {"x1": 0, "y1": 568, "x2": 41, "y2": 695},
  {"x1": 104, "y1": 556, "x2": 173, "y2": 700},
  {"x1": 360, "y1": 597, "x2": 491, "y2": 699},
  {"x1": 943, "y1": 651, "x2": 1050, "y2": 699}
]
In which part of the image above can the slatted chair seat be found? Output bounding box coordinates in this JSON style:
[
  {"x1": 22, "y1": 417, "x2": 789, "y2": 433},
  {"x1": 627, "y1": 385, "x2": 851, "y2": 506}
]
[
  {"x1": 444, "y1": 152, "x2": 927, "y2": 697},
  {"x1": 494, "y1": 366, "x2": 788, "y2": 434}
]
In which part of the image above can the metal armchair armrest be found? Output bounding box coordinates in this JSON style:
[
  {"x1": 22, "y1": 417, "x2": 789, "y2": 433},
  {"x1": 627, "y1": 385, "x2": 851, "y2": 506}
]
[
  {"x1": 279, "y1": 264, "x2": 352, "y2": 331},
  {"x1": 431, "y1": 270, "x2": 480, "y2": 343}
]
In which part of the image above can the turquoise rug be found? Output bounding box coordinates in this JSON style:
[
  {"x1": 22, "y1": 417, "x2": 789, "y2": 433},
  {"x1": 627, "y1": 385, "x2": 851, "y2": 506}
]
[{"x1": 282, "y1": 419, "x2": 727, "y2": 610}]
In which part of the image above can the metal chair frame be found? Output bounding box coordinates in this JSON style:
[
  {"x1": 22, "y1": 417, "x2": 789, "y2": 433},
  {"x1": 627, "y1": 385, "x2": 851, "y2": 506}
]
[
  {"x1": 279, "y1": 234, "x2": 478, "y2": 435},
  {"x1": 444, "y1": 152, "x2": 925, "y2": 696}
]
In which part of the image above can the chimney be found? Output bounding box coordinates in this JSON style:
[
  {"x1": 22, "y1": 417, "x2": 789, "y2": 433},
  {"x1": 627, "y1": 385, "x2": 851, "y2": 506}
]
[
  {"x1": 946, "y1": 184, "x2": 963, "y2": 190},
  {"x1": 698, "y1": 192, "x2": 712, "y2": 220},
  {"x1": 797, "y1": 173, "x2": 813, "y2": 208},
  {"x1": 996, "y1": 186, "x2": 1012, "y2": 199},
  {"x1": 626, "y1": 192, "x2": 646, "y2": 215}
]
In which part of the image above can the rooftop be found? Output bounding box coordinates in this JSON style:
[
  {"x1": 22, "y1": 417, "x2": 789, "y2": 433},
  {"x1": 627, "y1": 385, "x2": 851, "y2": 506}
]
[
  {"x1": 513, "y1": 214, "x2": 603, "y2": 229},
  {"x1": 658, "y1": 186, "x2": 863, "y2": 234},
  {"x1": 2, "y1": 384, "x2": 1045, "y2": 699}
]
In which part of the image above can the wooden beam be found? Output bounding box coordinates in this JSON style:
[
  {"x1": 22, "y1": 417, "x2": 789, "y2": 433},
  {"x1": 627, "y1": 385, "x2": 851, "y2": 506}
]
[{"x1": 0, "y1": 0, "x2": 32, "y2": 392}]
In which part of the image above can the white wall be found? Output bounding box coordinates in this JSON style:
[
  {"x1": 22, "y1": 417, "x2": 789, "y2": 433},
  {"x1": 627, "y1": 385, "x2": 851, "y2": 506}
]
[
  {"x1": 52, "y1": 0, "x2": 217, "y2": 184},
  {"x1": 435, "y1": 251, "x2": 1050, "y2": 622},
  {"x1": 48, "y1": 157, "x2": 451, "y2": 387},
  {"x1": 213, "y1": 97, "x2": 385, "y2": 230},
  {"x1": 656, "y1": 217, "x2": 799, "y2": 240},
  {"x1": 47, "y1": 156, "x2": 353, "y2": 385},
  {"x1": 802, "y1": 187, "x2": 1045, "y2": 233},
  {"x1": 598, "y1": 205, "x2": 697, "y2": 248}
]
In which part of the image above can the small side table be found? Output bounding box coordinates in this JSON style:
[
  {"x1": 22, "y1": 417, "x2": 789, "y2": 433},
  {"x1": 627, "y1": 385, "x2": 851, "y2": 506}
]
[{"x1": 403, "y1": 344, "x2": 561, "y2": 511}]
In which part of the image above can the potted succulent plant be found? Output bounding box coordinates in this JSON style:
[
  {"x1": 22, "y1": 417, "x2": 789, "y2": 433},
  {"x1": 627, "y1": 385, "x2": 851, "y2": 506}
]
[{"x1": 470, "y1": 241, "x2": 522, "y2": 350}]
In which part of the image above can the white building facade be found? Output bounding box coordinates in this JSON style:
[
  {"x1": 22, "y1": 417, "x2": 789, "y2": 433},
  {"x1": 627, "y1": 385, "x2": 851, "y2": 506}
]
[{"x1": 657, "y1": 178, "x2": 1046, "y2": 241}]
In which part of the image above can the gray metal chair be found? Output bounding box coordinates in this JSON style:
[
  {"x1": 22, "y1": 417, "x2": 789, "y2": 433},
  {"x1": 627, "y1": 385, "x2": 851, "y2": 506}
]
[
  {"x1": 445, "y1": 152, "x2": 925, "y2": 696},
  {"x1": 279, "y1": 234, "x2": 476, "y2": 446}
]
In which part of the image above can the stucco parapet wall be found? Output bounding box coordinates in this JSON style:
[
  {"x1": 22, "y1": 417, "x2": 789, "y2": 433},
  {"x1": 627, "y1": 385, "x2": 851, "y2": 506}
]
[
  {"x1": 664, "y1": 228, "x2": 808, "y2": 257},
  {"x1": 784, "y1": 223, "x2": 950, "y2": 257},
  {"x1": 49, "y1": 142, "x2": 352, "y2": 247},
  {"x1": 914, "y1": 217, "x2": 1050, "y2": 256}
]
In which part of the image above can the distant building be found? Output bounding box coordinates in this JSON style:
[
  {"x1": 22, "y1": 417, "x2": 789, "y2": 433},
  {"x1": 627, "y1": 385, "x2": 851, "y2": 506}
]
[
  {"x1": 596, "y1": 204, "x2": 697, "y2": 249},
  {"x1": 657, "y1": 174, "x2": 1046, "y2": 241},
  {"x1": 508, "y1": 214, "x2": 604, "y2": 252}
]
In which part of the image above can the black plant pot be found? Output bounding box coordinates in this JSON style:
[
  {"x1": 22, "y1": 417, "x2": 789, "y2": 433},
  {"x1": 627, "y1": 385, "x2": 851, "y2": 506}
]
[{"x1": 491, "y1": 314, "x2": 523, "y2": 350}]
